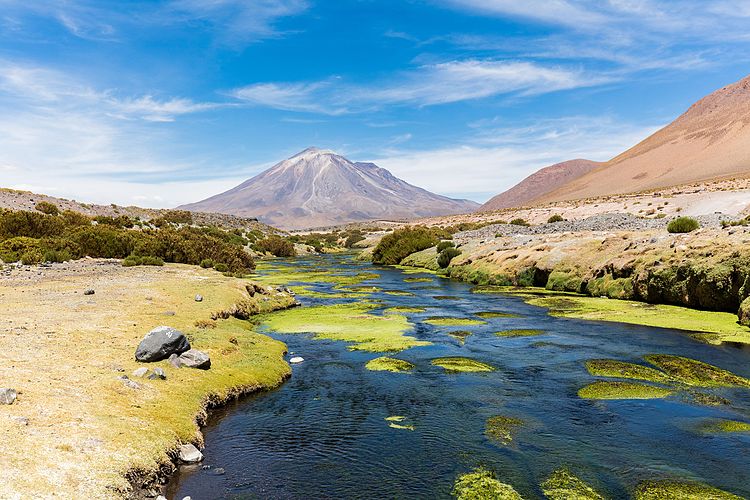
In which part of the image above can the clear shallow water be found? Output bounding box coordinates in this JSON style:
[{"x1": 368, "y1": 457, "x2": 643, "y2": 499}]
[{"x1": 169, "y1": 254, "x2": 750, "y2": 499}]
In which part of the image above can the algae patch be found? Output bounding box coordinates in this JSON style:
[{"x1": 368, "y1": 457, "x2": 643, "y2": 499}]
[
  {"x1": 541, "y1": 468, "x2": 604, "y2": 500},
  {"x1": 634, "y1": 480, "x2": 742, "y2": 500},
  {"x1": 366, "y1": 357, "x2": 415, "y2": 372},
  {"x1": 644, "y1": 354, "x2": 750, "y2": 388},
  {"x1": 385, "y1": 415, "x2": 415, "y2": 431},
  {"x1": 485, "y1": 415, "x2": 523, "y2": 445},
  {"x1": 432, "y1": 357, "x2": 494, "y2": 373},
  {"x1": 384, "y1": 306, "x2": 427, "y2": 314},
  {"x1": 578, "y1": 381, "x2": 673, "y2": 400},
  {"x1": 476, "y1": 311, "x2": 521, "y2": 319},
  {"x1": 262, "y1": 303, "x2": 430, "y2": 352},
  {"x1": 448, "y1": 330, "x2": 472, "y2": 343},
  {"x1": 424, "y1": 317, "x2": 486, "y2": 327},
  {"x1": 697, "y1": 419, "x2": 750, "y2": 434},
  {"x1": 404, "y1": 277, "x2": 433, "y2": 283},
  {"x1": 586, "y1": 359, "x2": 673, "y2": 384},
  {"x1": 384, "y1": 290, "x2": 416, "y2": 297},
  {"x1": 496, "y1": 329, "x2": 545, "y2": 338},
  {"x1": 452, "y1": 468, "x2": 522, "y2": 500}
]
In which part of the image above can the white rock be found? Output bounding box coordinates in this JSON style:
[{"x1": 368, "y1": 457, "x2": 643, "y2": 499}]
[
  {"x1": 132, "y1": 367, "x2": 149, "y2": 378},
  {"x1": 0, "y1": 388, "x2": 17, "y2": 405},
  {"x1": 178, "y1": 443, "x2": 203, "y2": 463},
  {"x1": 289, "y1": 356, "x2": 304, "y2": 364}
]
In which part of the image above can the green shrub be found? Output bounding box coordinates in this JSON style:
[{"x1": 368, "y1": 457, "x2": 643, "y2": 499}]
[
  {"x1": 667, "y1": 216, "x2": 700, "y2": 233},
  {"x1": 547, "y1": 214, "x2": 564, "y2": 223},
  {"x1": 200, "y1": 258, "x2": 214, "y2": 268},
  {"x1": 0, "y1": 237, "x2": 42, "y2": 262},
  {"x1": 436, "y1": 240, "x2": 455, "y2": 253},
  {"x1": 0, "y1": 210, "x2": 65, "y2": 240},
  {"x1": 43, "y1": 249, "x2": 71, "y2": 263},
  {"x1": 510, "y1": 218, "x2": 530, "y2": 226},
  {"x1": 372, "y1": 227, "x2": 439, "y2": 265},
  {"x1": 61, "y1": 210, "x2": 90, "y2": 227},
  {"x1": 344, "y1": 230, "x2": 366, "y2": 248},
  {"x1": 253, "y1": 236, "x2": 296, "y2": 257},
  {"x1": 67, "y1": 225, "x2": 135, "y2": 258},
  {"x1": 35, "y1": 201, "x2": 59, "y2": 216},
  {"x1": 21, "y1": 250, "x2": 43, "y2": 265},
  {"x1": 437, "y1": 247, "x2": 462, "y2": 268},
  {"x1": 159, "y1": 210, "x2": 193, "y2": 225},
  {"x1": 122, "y1": 255, "x2": 164, "y2": 267},
  {"x1": 214, "y1": 263, "x2": 229, "y2": 272},
  {"x1": 93, "y1": 215, "x2": 135, "y2": 228}
]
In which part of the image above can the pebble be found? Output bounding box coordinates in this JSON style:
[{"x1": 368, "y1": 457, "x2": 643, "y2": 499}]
[
  {"x1": 195, "y1": 294, "x2": 203, "y2": 302},
  {"x1": 83, "y1": 289, "x2": 95, "y2": 295},
  {"x1": 132, "y1": 367, "x2": 150, "y2": 378},
  {"x1": 289, "y1": 356, "x2": 304, "y2": 364},
  {"x1": 0, "y1": 388, "x2": 17, "y2": 405}
]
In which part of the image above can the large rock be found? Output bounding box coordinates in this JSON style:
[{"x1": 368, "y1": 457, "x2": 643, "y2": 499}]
[
  {"x1": 176, "y1": 349, "x2": 211, "y2": 370},
  {"x1": 739, "y1": 297, "x2": 750, "y2": 326},
  {"x1": 135, "y1": 326, "x2": 190, "y2": 362},
  {"x1": 178, "y1": 443, "x2": 203, "y2": 463},
  {"x1": 0, "y1": 388, "x2": 17, "y2": 405}
]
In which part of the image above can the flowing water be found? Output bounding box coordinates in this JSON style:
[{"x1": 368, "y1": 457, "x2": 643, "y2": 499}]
[{"x1": 169, "y1": 254, "x2": 750, "y2": 499}]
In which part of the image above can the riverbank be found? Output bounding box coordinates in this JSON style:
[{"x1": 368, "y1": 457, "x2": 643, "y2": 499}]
[
  {"x1": 371, "y1": 221, "x2": 750, "y2": 344},
  {"x1": 0, "y1": 259, "x2": 296, "y2": 498}
]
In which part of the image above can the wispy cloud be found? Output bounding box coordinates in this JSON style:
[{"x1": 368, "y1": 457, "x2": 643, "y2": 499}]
[{"x1": 231, "y1": 60, "x2": 610, "y2": 114}]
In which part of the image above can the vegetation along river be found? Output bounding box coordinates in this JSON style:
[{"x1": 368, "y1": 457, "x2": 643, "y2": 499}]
[{"x1": 169, "y1": 253, "x2": 750, "y2": 499}]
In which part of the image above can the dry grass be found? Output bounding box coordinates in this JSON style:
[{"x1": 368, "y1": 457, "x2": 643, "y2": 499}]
[{"x1": 0, "y1": 260, "x2": 296, "y2": 498}]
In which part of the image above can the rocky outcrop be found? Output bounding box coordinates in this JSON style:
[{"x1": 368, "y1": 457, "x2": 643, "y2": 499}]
[{"x1": 135, "y1": 326, "x2": 191, "y2": 362}]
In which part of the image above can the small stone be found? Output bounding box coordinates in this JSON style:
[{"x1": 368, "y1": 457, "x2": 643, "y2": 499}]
[
  {"x1": 177, "y1": 349, "x2": 211, "y2": 370},
  {"x1": 289, "y1": 356, "x2": 304, "y2": 364},
  {"x1": 132, "y1": 367, "x2": 150, "y2": 378},
  {"x1": 195, "y1": 294, "x2": 203, "y2": 302},
  {"x1": 11, "y1": 416, "x2": 29, "y2": 426},
  {"x1": 182, "y1": 497, "x2": 193, "y2": 500},
  {"x1": 149, "y1": 367, "x2": 166, "y2": 380},
  {"x1": 83, "y1": 288, "x2": 95, "y2": 295},
  {"x1": 0, "y1": 388, "x2": 17, "y2": 405},
  {"x1": 178, "y1": 443, "x2": 203, "y2": 463},
  {"x1": 156, "y1": 496, "x2": 168, "y2": 500},
  {"x1": 169, "y1": 353, "x2": 182, "y2": 368},
  {"x1": 163, "y1": 311, "x2": 176, "y2": 316}
]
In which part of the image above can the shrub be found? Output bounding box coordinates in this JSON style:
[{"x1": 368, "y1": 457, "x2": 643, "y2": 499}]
[
  {"x1": 667, "y1": 216, "x2": 700, "y2": 234},
  {"x1": 122, "y1": 255, "x2": 164, "y2": 267},
  {"x1": 61, "y1": 210, "x2": 90, "y2": 227},
  {"x1": 35, "y1": 201, "x2": 59, "y2": 216},
  {"x1": 214, "y1": 263, "x2": 229, "y2": 272},
  {"x1": 0, "y1": 210, "x2": 65, "y2": 240},
  {"x1": 67, "y1": 225, "x2": 135, "y2": 258},
  {"x1": 547, "y1": 214, "x2": 564, "y2": 223},
  {"x1": 437, "y1": 247, "x2": 462, "y2": 268},
  {"x1": 200, "y1": 258, "x2": 214, "y2": 268},
  {"x1": 93, "y1": 215, "x2": 135, "y2": 228},
  {"x1": 436, "y1": 240, "x2": 455, "y2": 253},
  {"x1": 43, "y1": 249, "x2": 71, "y2": 263},
  {"x1": 21, "y1": 250, "x2": 43, "y2": 265},
  {"x1": 0, "y1": 237, "x2": 42, "y2": 262},
  {"x1": 372, "y1": 227, "x2": 439, "y2": 265},
  {"x1": 253, "y1": 236, "x2": 296, "y2": 257},
  {"x1": 159, "y1": 210, "x2": 193, "y2": 225},
  {"x1": 510, "y1": 218, "x2": 530, "y2": 226},
  {"x1": 344, "y1": 230, "x2": 366, "y2": 248}
]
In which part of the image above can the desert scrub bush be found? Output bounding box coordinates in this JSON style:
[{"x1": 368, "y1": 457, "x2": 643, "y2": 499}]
[
  {"x1": 510, "y1": 218, "x2": 530, "y2": 226},
  {"x1": 20, "y1": 249, "x2": 43, "y2": 265},
  {"x1": 0, "y1": 236, "x2": 42, "y2": 262},
  {"x1": 200, "y1": 258, "x2": 214, "y2": 268},
  {"x1": 42, "y1": 249, "x2": 72, "y2": 263},
  {"x1": 93, "y1": 215, "x2": 135, "y2": 228},
  {"x1": 438, "y1": 247, "x2": 461, "y2": 268},
  {"x1": 547, "y1": 214, "x2": 564, "y2": 223},
  {"x1": 214, "y1": 263, "x2": 229, "y2": 272},
  {"x1": 67, "y1": 225, "x2": 135, "y2": 258},
  {"x1": 34, "y1": 201, "x2": 59, "y2": 216},
  {"x1": 0, "y1": 210, "x2": 65, "y2": 240},
  {"x1": 159, "y1": 210, "x2": 193, "y2": 225},
  {"x1": 436, "y1": 240, "x2": 455, "y2": 252},
  {"x1": 667, "y1": 216, "x2": 700, "y2": 233},
  {"x1": 61, "y1": 210, "x2": 90, "y2": 227},
  {"x1": 253, "y1": 235, "x2": 296, "y2": 257},
  {"x1": 122, "y1": 255, "x2": 164, "y2": 267},
  {"x1": 372, "y1": 227, "x2": 439, "y2": 265},
  {"x1": 344, "y1": 229, "x2": 366, "y2": 248}
]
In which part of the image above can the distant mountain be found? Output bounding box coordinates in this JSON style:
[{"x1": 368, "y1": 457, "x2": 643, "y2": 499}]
[
  {"x1": 478, "y1": 159, "x2": 601, "y2": 212},
  {"x1": 180, "y1": 148, "x2": 480, "y2": 229}
]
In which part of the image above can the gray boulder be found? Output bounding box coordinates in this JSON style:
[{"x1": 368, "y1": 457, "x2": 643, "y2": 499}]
[
  {"x1": 176, "y1": 349, "x2": 211, "y2": 370},
  {"x1": 178, "y1": 443, "x2": 203, "y2": 463},
  {"x1": 135, "y1": 326, "x2": 190, "y2": 362},
  {"x1": 0, "y1": 388, "x2": 17, "y2": 405}
]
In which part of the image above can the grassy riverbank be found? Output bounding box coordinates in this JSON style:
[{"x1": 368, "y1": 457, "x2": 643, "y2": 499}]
[{"x1": 0, "y1": 260, "x2": 296, "y2": 498}]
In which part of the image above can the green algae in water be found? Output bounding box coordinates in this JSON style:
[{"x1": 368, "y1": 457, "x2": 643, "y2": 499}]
[
  {"x1": 684, "y1": 391, "x2": 731, "y2": 407},
  {"x1": 424, "y1": 317, "x2": 486, "y2": 327},
  {"x1": 404, "y1": 277, "x2": 433, "y2": 283},
  {"x1": 586, "y1": 359, "x2": 673, "y2": 384},
  {"x1": 366, "y1": 357, "x2": 415, "y2": 372},
  {"x1": 697, "y1": 419, "x2": 750, "y2": 434},
  {"x1": 496, "y1": 329, "x2": 545, "y2": 338},
  {"x1": 434, "y1": 295, "x2": 461, "y2": 301},
  {"x1": 262, "y1": 303, "x2": 430, "y2": 352},
  {"x1": 384, "y1": 290, "x2": 416, "y2": 297},
  {"x1": 432, "y1": 357, "x2": 494, "y2": 373},
  {"x1": 452, "y1": 468, "x2": 522, "y2": 500},
  {"x1": 448, "y1": 330, "x2": 472, "y2": 343},
  {"x1": 485, "y1": 415, "x2": 523, "y2": 446},
  {"x1": 634, "y1": 480, "x2": 743, "y2": 500},
  {"x1": 578, "y1": 381, "x2": 673, "y2": 400},
  {"x1": 644, "y1": 354, "x2": 750, "y2": 388},
  {"x1": 385, "y1": 415, "x2": 415, "y2": 431},
  {"x1": 541, "y1": 468, "x2": 605, "y2": 500},
  {"x1": 384, "y1": 306, "x2": 427, "y2": 314},
  {"x1": 476, "y1": 311, "x2": 521, "y2": 319}
]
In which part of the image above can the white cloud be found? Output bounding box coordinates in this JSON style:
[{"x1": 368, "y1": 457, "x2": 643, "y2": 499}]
[
  {"x1": 440, "y1": 0, "x2": 607, "y2": 27},
  {"x1": 370, "y1": 116, "x2": 661, "y2": 202},
  {"x1": 231, "y1": 60, "x2": 609, "y2": 114}
]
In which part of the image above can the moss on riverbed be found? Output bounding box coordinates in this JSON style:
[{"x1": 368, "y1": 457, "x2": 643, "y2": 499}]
[
  {"x1": 424, "y1": 317, "x2": 486, "y2": 326},
  {"x1": 448, "y1": 330, "x2": 472, "y2": 343},
  {"x1": 365, "y1": 357, "x2": 415, "y2": 372},
  {"x1": 644, "y1": 355, "x2": 750, "y2": 388},
  {"x1": 452, "y1": 468, "x2": 522, "y2": 500},
  {"x1": 496, "y1": 329, "x2": 545, "y2": 338},
  {"x1": 262, "y1": 303, "x2": 430, "y2": 352},
  {"x1": 404, "y1": 277, "x2": 433, "y2": 283},
  {"x1": 578, "y1": 381, "x2": 673, "y2": 400},
  {"x1": 485, "y1": 415, "x2": 523, "y2": 445},
  {"x1": 432, "y1": 357, "x2": 494, "y2": 373},
  {"x1": 541, "y1": 468, "x2": 604, "y2": 500},
  {"x1": 634, "y1": 480, "x2": 742, "y2": 499},
  {"x1": 697, "y1": 419, "x2": 750, "y2": 434},
  {"x1": 476, "y1": 311, "x2": 521, "y2": 318},
  {"x1": 586, "y1": 359, "x2": 673, "y2": 384},
  {"x1": 384, "y1": 306, "x2": 427, "y2": 314}
]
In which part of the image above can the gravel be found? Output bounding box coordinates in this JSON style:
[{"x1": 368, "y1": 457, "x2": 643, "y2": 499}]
[{"x1": 456, "y1": 212, "x2": 730, "y2": 241}]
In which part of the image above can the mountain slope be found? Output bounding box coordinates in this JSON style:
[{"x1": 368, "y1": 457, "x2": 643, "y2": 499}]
[
  {"x1": 478, "y1": 159, "x2": 601, "y2": 211},
  {"x1": 536, "y1": 74, "x2": 750, "y2": 203},
  {"x1": 180, "y1": 148, "x2": 480, "y2": 229}
]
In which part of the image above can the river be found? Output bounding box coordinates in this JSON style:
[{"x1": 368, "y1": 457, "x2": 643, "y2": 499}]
[{"x1": 168, "y1": 253, "x2": 750, "y2": 499}]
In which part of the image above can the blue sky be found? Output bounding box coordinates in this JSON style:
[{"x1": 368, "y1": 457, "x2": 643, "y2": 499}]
[{"x1": 1, "y1": 0, "x2": 750, "y2": 207}]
